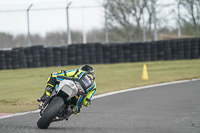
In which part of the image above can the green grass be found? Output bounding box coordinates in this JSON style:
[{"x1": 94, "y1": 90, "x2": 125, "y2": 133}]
[{"x1": 0, "y1": 59, "x2": 200, "y2": 113}]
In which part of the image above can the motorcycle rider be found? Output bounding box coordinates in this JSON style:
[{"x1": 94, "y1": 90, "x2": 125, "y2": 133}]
[{"x1": 37, "y1": 64, "x2": 96, "y2": 114}]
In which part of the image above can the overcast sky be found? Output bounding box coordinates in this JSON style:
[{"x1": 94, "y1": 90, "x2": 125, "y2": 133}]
[
  {"x1": 0, "y1": 0, "x2": 176, "y2": 36},
  {"x1": 0, "y1": 0, "x2": 104, "y2": 36}
]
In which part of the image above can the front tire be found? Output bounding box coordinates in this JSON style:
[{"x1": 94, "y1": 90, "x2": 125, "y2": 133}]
[{"x1": 37, "y1": 96, "x2": 64, "y2": 129}]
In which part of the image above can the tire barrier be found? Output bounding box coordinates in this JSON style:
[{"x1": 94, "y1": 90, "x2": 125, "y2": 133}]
[
  {"x1": 102, "y1": 45, "x2": 110, "y2": 64},
  {"x1": 157, "y1": 41, "x2": 165, "y2": 61},
  {"x1": 144, "y1": 42, "x2": 151, "y2": 61},
  {"x1": 137, "y1": 42, "x2": 145, "y2": 62},
  {"x1": 60, "y1": 46, "x2": 68, "y2": 66},
  {"x1": 130, "y1": 43, "x2": 138, "y2": 62},
  {"x1": 67, "y1": 45, "x2": 76, "y2": 65},
  {"x1": 18, "y1": 47, "x2": 27, "y2": 68},
  {"x1": 75, "y1": 44, "x2": 82, "y2": 65},
  {"x1": 45, "y1": 47, "x2": 54, "y2": 67},
  {"x1": 81, "y1": 44, "x2": 90, "y2": 64},
  {"x1": 95, "y1": 43, "x2": 104, "y2": 64},
  {"x1": 0, "y1": 37, "x2": 200, "y2": 70},
  {"x1": 88, "y1": 44, "x2": 97, "y2": 64},
  {"x1": 163, "y1": 40, "x2": 171, "y2": 60},
  {"x1": 39, "y1": 46, "x2": 46, "y2": 67},
  {"x1": 150, "y1": 42, "x2": 158, "y2": 61},
  {"x1": 176, "y1": 39, "x2": 184, "y2": 60},
  {"x1": 191, "y1": 38, "x2": 199, "y2": 59},
  {"x1": 4, "y1": 50, "x2": 12, "y2": 69},
  {"x1": 24, "y1": 47, "x2": 33, "y2": 68},
  {"x1": 0, "y1": 50, "x2": 6, "y2": 70},
  {"x1": 183, "y1": 39, "x2": 191, "y2": 59},
  {"x1": 53, "y1": 47, "x2": 61, "y2": 66},
  {"x1": 124, "y1": 43, "x2": 131, "y2": 62},
  {"x1": 116, "y1": 44, "x2": 124, "y2": 63},
  {"x1": 11, "y1": 48, "x2": 20, "y2": 69},
  {"x1": 31, "y1": 46, "x2": 41, "y2": 68},
  {"x1": 170, "y1": 40, "x2": 177, "y2": 60},
  {"x1": 109, "y1": 43, "x2": 118, "y2": 63}
]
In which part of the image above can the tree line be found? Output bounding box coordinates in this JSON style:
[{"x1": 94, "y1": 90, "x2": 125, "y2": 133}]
[{"x1": 0, "y1": 0, "x2": 200, "y2": 48}]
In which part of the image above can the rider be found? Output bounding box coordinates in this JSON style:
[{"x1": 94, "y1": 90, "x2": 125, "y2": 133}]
[{"x1": 37, "y1": 64, "x2": 96, "y2": 114}]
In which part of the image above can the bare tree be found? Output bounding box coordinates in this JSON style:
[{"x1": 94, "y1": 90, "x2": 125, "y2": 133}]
[
  {"x1": 0, "y1": 32, "x2": 14, "y2": 48},
  {"x1": 104, "y1": 0, "x2": 161, "y2": 42},
  {"x1": 87, "y1": 28, "x2": 104, "y2": 43},
  {"x1": 176, "y1": 0, "x2": 200, "y2": 36}
]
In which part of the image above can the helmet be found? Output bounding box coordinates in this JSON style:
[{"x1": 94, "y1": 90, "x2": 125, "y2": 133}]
[{"x1": 80, "y1": 64, "x2": 95, "y2": 80}]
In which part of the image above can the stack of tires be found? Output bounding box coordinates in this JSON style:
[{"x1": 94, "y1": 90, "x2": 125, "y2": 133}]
[
  {"x1": 157, "y1": 41, "x2": 165, "y2": 61},
  {"x1": 39, "y1": 46, "x2": 46, "y2": 67},
  {"x1": 45, "y1": 47, "x2": 54, "y2": 67},
  {"x1": 88, "y1": 44, "x2": 97, "y2": 64},
  {"x1": 0, "y1": 50, "x2": 6, "y2": 70},
  {"x1": 143, "y1": 42, "x2": 151, "y2": 61},
  {"x1": 116, "y1": 44, "x2": 124, "y2": 63},
  {"x1": 24, "y1": 47, "x2": 33, "y2": 68},
  {"x1": 130, "y1": 42, "x2": 138, "y2": 62},
  {"x1": 170, "y1": 40, "x2": 177, "y2": 60},
  {"x1": 124, "y1": 43, "x2": 131, "y2": 62},
  {"x1": 18, "y1": 47, "x2": 27, "y2": 68},
  {"x1": 163, "y1": 40, "x2": 172, "y2": 60},
  {"x1": 183, "y1": 39, "x2": 191, "y2": 59},
  {"x1": 109, "y1": 43, "x2": 118, "y2": 63},
  {"x1": 53, "y1": 47, "x2": 61, "y2": 66},
  {"x1": 75, "y1": 44, "x2": 83, "y2": 65},
  {"x1": 136, "y1": 43, "x2": 145, "y2": 62},
  {"x1": 67, "y1": 45, "x2": 76, "y2": 65},
  {"x1": 176, "y1": 39, "x2": 184, "y2": 60},
  {"x1": 191, "y1": 38, "x2": 199, "y2": 59},
  {"x1": 11, "y1": 48, "x2": 20, "y2": 69},
  {"x1": 95, "y1": 43, "x2": 104, "y2": 64},
  {"x1": 81, "y1": 44, "x2": 90, "y2": 64},
  {"x1": 102, "y1": 44, "x2": 110, "y2": 64},
  {"x1": 31, "y1": 46, "x2": 42, "y2": 68},
  {"x1": 150, "y1": 42, "x2": 158, "y2": 61},
  {"x1": 198, "y1": 38, "x2": 200, "y2": 58},
  {"x1": 4, "y1": 50, "x2": 12, "y2": 69},
  {"x1": 60, "y1": 46, "x2": 68, "y2": 66}
]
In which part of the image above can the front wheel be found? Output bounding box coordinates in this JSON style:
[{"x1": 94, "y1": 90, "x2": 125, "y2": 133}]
[{"x1": 37, "y1": 96, "x2": 64, "y2": 129}]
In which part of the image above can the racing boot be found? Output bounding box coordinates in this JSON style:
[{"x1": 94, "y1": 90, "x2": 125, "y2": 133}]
[
  {"x1": 37, "y1": 86, "x2": 53, "y2": 102},
  {"x1": 37, "y1": 77, "x2": 56, "y2": 102}
]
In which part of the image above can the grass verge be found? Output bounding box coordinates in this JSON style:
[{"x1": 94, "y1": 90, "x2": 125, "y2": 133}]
[{"x1": 0, "y1": 59, "x2": 200, "y2": 113}]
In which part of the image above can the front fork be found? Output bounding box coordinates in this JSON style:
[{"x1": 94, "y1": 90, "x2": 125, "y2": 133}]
[{"x1": 38, "y1": 95, "x2": 54, "y2": 117}]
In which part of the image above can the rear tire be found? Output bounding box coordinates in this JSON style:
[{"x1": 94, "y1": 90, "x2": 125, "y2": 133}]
[{"x1": 37, "y1": 96, "x2": 64, "y2": 129}]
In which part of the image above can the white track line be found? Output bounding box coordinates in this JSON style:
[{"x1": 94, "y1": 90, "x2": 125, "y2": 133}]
[
  {"x1": 0, "y1": 110, "x2": 39, "y2": 120},
  {"x1": 92, "y1": 79, "x2": 200, "y2": 99},
  {"x1": 0, "y1": 78, "x2": 199, "y2": 120}
]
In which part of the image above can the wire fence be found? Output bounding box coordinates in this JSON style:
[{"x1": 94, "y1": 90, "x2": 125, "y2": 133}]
[{"x1": 0, "y1": 2, "x2": 106, "y2": 47}]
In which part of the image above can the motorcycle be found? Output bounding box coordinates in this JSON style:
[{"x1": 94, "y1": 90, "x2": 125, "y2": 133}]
[{"x1": 37, "y1": 78, "x2": 84, "y2": 129}]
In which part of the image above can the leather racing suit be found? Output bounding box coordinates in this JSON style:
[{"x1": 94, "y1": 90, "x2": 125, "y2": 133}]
[{"x1": 45, "y1": 69, "x2": 96, "y2": 114}]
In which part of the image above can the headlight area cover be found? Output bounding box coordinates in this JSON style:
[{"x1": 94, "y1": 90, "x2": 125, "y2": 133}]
[
  {"x1": 61, "y1": 85, "x2": 73, "y2": 97},
  {"x1": 58, "y1": 80, "x2": 78, "y2": 100}
]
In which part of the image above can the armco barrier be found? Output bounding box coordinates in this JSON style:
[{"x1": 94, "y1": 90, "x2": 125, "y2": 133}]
[{"x1": 0, "y1": 38, "x2": 200, "y2": 70}]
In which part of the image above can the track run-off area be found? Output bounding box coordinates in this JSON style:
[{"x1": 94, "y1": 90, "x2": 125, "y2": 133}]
[{"x1": 0, "y1": 79, "x2": 200, "y2": 133}]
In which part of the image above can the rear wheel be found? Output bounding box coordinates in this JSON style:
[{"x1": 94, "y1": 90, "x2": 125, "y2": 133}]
[{"x1": 37, "y1": 96, "x2": 64, "y2": 129}]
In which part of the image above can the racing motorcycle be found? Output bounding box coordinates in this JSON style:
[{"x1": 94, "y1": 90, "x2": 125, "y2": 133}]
[{"x1": 37, "y1": 77, "x2": 85, "y2": 129}]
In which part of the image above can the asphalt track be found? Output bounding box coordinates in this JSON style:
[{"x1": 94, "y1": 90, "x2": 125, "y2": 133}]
[{"x1": 1, "y1": 79, "x2": 200, "y2": 133}]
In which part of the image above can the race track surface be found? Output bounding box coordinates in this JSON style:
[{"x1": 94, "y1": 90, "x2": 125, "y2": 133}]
[{"x1": 1, "y1": 80, "x2": 200, "y2": 133}]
